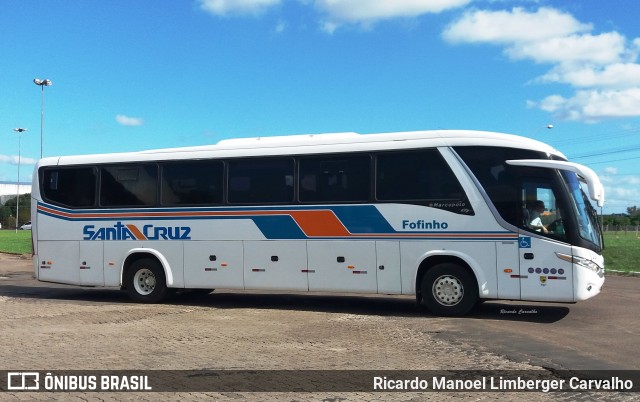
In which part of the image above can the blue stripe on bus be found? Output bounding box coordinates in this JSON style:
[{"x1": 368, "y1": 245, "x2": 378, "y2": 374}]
[{"x1": 37, "y1": 201, "x2": 517, "y2": 241}]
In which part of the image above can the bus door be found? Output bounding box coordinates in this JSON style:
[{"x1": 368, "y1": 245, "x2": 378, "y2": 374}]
[
  {"x1": 519, "y1": 235, "x2": 573, "y2": 302},
  {"x1": 517, "y1": 181, "x2": 574, "y2": 302}
]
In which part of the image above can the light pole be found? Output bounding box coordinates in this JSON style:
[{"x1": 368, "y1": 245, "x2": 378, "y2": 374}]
[
  {"x1": 13, "y1": 128, "x2": 27, "y2": 232},
  {"x1": 33, "y1": 78, "x2": 52, "y2": 158}
]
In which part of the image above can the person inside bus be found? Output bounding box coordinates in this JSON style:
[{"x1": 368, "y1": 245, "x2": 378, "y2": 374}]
[
  {"x1": 546, "y1": 206, "x2": 565, "y2": 237},
  {"x1": 528, "y1": 200, "x2": 548, "y2": 234}
]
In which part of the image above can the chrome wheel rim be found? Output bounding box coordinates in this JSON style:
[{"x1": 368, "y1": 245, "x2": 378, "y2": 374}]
[
  {"x1": 133, "y1": 268, "x2": 156, "y2": 296},
  {"x1": 432, "y1": 275, "x2": 464, "y2": 306}
]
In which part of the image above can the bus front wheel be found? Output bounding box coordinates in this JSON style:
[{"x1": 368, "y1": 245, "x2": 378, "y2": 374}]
[
  {"x1": 125, "y1": 258, "x2": 169, "y2": 303},
  {"x1": 421, "y1": 263, "x2": 478, "y2": 316}
]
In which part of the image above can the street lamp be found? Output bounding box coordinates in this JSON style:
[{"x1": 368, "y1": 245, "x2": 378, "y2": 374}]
[
  {"x1": 13, "y1": 128, "x2": 27, "y2": 232},
  {"x1": 33, "y1": 78, "x2": 52, "y2": 158}
]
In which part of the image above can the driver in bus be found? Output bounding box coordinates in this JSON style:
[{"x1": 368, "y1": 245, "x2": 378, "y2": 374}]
[{"x1": 529, "y1": 200, "x2": 549, "y2": 234}]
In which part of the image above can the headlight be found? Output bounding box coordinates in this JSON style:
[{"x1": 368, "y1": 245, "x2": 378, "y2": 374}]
[{"x1": 555, "y1": 253, "x2": 603, "y2": 275}]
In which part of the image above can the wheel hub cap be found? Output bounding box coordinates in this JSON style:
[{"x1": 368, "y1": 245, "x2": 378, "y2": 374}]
[
  {"x1": 433, "y1": 275, "x2": 464, "y2": 306},
  {"x1": 134, "y1": 268, "x2": 156, "y2": 295}
]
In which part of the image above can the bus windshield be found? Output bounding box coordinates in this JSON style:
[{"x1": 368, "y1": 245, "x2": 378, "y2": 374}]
[
  {"x1": 562, "y1": 171, "x2": 604, "y2": 251},
  {"x1": 454, "y1": 146, "x2": 604, "y2": 253}
]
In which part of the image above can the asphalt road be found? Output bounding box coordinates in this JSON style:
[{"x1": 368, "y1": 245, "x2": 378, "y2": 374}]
[
  {"x1": 1, "y1": 253, "x2": 638, "y2": 371},
  {"x1": 443, "y1": 274, "x2": 640, "y2": 370}
]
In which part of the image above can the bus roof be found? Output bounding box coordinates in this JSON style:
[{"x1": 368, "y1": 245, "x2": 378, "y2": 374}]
[{"x1": 39, "y1": 130, "x2": 565, "y2": 167}]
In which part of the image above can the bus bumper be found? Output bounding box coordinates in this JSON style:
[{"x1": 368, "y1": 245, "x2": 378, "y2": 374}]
[{"x1": 573, "y1": 263, "x2": 605, "y2": 302}]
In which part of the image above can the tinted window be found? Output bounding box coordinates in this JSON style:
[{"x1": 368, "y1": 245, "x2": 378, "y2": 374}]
[
  {"x1": 161, "y1": 161, "x2": 223, "y2": 205},
  {"x1": 299, "y1": 154, "x2": 370, "y2": 203},
  {"x1": 376, "y1": 150, "x2": 472, "y2": 214},
  {"x1": 454, "y1": 146, "x2": 549, "y2": 226},
  {"x1": 41, "y1": 167, "x2": 96, "y2": 208},
  {"x1": 100, "y1": 164, "x2": 158, "y2": 207},
  {"x1": 521, "y1": 180, "x2": 567, "y2": 242},
  {"x1": 228, "y1": 158, "x2": 294, "y2": 204}
]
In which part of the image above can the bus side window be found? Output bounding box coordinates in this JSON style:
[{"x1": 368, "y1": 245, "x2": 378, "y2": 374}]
[
  {"x1": 41, "y1": 167, "x2": 96, "y2": 208},
  {"x1": 520, "y1": 181, "x2": 567, "y2": 241},
  {"x1": 228, "y1": 158, "x2": 294, "y2": 204},
  {"x1": 161, "y1": 161, "x2": 223, "y2": 205},
  {"x1": 100, "y1": 165, "x2": 158, "y2": 207},
  {"x1": 454, "y1": 146, "x2": 546, "y2": 225},
  {"x1": 376, "y1": 149, "x2": 473, "y2": 214},
  {"x1": 299, "y1": 154, "x2": 370, "y2": 203}
]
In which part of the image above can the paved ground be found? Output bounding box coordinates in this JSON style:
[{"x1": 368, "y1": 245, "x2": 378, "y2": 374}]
[{"x1": 0, "y1": 253, "x2": 637, "y2": 401}]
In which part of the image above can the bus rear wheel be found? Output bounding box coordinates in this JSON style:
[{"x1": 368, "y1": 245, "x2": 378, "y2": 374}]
[
  {"x1": 421, "y1": 263, "x2": 478, "y2": 316},
  {"x1": 125, "y1": 258, "x2": 169, "y2": 303}
]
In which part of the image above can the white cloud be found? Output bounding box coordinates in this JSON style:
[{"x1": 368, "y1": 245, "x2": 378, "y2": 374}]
[
  {"x1": 628, "y1": 177, "x2": 640, "y2": 185},
  {"x1": 317, "y1": 0, "x2": 470, "y2": 23},
  {"x1": 116, "y1": 114, "x2": 144, "y2": 126},
  {"x1": 538, "y1": 63, "x2": 640, "y2": 89},
  {"x1": 506, "y1": 32, "x2": 626, "y2": 65},
  {"x1": 316, "y1": 0, "x2": 470, "y2": 32},
  {"x1": 607, "y1": 187, "x2": 639, "y2": 200},
  {"x1": 275, "y1": 20, "x2": 286, "y2": 33},
  {"x1": 443, "y1": 7, "x2": 640, "y2": 122},
  {"x1": 193, "y1": 2, "x2": 640, "y2": 123},
  {"x1": 0, "y1": 155, "x2": 37, "y2": 165},
  {"x1": 442, "y1": 7, "x2": 590, "y2": 44},
  {"x1": 533, "y1": 88, "x2": 640, "y2": 122},
  {"x1": 198, "y1": 0, "x2": 281, "y2": 16},
  {"x1": 600, "y1": 173, "x2": 640, "y2": 210},
  {"x1": 443, "y1": 9, "x2": 622, "y2": 66},
  {"x1": 605, "y1": 177, "x2": 640, "y2": 198}
]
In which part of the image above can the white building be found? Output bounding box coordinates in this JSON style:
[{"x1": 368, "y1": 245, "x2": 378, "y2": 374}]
[{"x1": 0, "y1": 181, "x2": 32, "y2": 205}]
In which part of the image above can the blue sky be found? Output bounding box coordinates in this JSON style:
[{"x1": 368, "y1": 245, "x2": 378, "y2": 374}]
[{"x1": 1, "y1": 0, "x2": 639, "y2": 213}]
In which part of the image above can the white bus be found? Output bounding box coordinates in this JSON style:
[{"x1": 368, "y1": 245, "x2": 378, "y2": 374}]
[{"x1": 31, "y1": 130, "x2": 605, "y2": 316}]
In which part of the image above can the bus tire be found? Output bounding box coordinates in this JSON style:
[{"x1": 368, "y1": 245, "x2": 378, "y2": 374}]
[
  {"x1": 125, "y1": 258, "x2": 169, "y2": 303},
  {"x1": 421, "y1": 263, "x2": 478, "y2": 316}
]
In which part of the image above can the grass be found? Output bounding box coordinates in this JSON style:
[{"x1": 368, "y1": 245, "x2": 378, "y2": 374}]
[
  {"x1": 0, "y1": 230, "x2": 637, "y2": 273},
  {"x1": 0, "y1": 230, "x2": 33, "y2": 255},
  {"x1": 602, "y1": 231, "x2": 640, "y2": 274}
]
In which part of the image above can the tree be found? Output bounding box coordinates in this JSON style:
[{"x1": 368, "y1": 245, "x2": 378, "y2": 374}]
[
  {"x1": 627, "y1": 206, "x2": 640, "y2": 226},
  {"x1": 0, "y1": 193, "x2": 31, "y2": 229}
]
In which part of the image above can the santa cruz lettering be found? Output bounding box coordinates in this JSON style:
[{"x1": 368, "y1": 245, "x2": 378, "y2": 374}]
[{"x1": 83, "y1": 222, "x2": 191, "y2": 240}]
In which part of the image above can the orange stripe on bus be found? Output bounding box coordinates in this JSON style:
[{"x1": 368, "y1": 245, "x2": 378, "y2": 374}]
[
  {"x1": 290, "y1": 210, "x2": 351, "y2": 237},
  {"x1": 125, "y1": 225, "x2": 147, "y2": 240}
]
